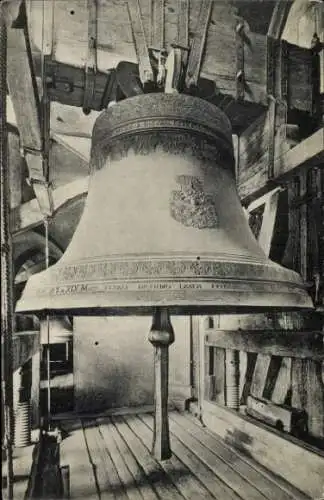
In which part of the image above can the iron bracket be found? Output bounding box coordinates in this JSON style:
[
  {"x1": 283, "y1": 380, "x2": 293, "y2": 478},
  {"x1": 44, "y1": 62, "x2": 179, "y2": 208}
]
[
  {"x1": 235, "y1": 19, "x2": 245, "y2": 101},
  {"x1": 83, "y1": 0, "x2": 97, "y2": 115}
]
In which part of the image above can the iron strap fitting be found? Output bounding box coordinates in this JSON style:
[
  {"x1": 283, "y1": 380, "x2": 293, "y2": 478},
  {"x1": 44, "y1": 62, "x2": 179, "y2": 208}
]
[
  {"x1": 23, "y1": 148, "x2": 54, "y2": 217},
  {"x1": 31, "y1": 180, "x2": 54, "y2": 218},
  {"x1": 83, "y1": 0, "x2": 98, "y2": 115},
  {"x1": 235, "y1": 18, "x2": 246, "y2": 101},
  {"x1": 127, "y1": 0, "x2": 154, "y2": 87},
  {"x1": 185, "y1": 0, "x2": 213, "y2": 89}
]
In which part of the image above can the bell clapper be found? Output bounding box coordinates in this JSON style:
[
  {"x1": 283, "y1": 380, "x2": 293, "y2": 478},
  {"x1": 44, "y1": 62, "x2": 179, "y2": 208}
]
[{"x1": 149, "y1": 307, "x2": 175, "y2": 461}]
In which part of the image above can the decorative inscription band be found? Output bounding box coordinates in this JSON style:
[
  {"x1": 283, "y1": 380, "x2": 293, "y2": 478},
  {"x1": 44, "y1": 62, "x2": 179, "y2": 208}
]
[
  {"x1": 36, "y1": 280, "x2": 306, "y2": 298},
  {"x1": 48, "y1": 259, "x2": 301, "y2": 285}
]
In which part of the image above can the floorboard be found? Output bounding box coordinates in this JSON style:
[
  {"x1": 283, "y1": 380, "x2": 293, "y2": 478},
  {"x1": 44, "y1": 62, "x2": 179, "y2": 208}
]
[
  {"x1": 128, "y1": 415, "x2": 215, "y2": 500},
  {"x1": 139, "y1": 413, "x2": 241, "y2": 500},
  {"x1": 168, "y1": 414, "x2": 268, "y2": 500},
  {"x1": 99, "y1": 417, "x2": 158, "y2": 500},
  {"x1": 98, "y1": 419, "x2": 143, "y2": 500},
  {"x1": 113, "y1": 415, "x2": 182, "y2": 500},
  {"x1": 58, "y1": 410, "x2": 310, "y2": 500},
  {"x1": 180, "y1": 412, "x2": 310, "y2": 500},
  {"x1": 60, "y1": 419, "x2": 98, "y2": 500}
]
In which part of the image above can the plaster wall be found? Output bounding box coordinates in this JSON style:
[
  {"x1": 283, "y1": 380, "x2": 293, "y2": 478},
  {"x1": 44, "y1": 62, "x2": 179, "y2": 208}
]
[{"x1": 74, "y1": 315, "x2": 192, "y2": 413}]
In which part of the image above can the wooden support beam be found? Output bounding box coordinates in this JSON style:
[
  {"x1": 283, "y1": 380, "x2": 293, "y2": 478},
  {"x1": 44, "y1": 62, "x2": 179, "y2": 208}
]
[
  {"x1": 149, "y1": 307, "x2": 175, "y2": 460},
  {"x1": 12, "y1": 331, "x2": 39, "y2": 373},
  {"x1": 271, "y1": 357, "x2": 292, "y2": 405},
  {"x1": 299, "y1": 169, "x2": 308, "y2": 280},
  {"x1": 11, "y1": 176, "x2": 89, "y2": 234},
  {"x1": 31, "y1": 350, "x2": 40, "y2": 429},
  {"x1": 22, "y1": 0, "x2": 316, "y2": 116},
  {"x1": 5, "y1": 0, "x2": 42, "y2": 151},
  {"x1": 240, "y1": 352, "x2": 258, "y2": 405},
  {"x1": 257, "y1": 188, "x2": 281, "y2": 256},
  {"x1": 205, "y1": 329, "x2": 324, "y2": 361},
  {"x1": 267, "y1": 0, "x2": 291, "y2": 40},
  {"x1": 238, "y1": 127, "x2": 324, "y2": 204},
  {"x1": 1, "y1": 12, "x2": 14, "y2": 498},
  {"x1": 250, "y1": 354, "x2": 272, "y2": 399},
  {"x1": 292, "y1": 358, "x2": 324, "y2": 439},
  {"x1": 282, "y1": 177, "x2": 300, "y2": 271},
  {"x1": 8, "y1": 132, "x2": 23, "y2": 209},
  {"x1": 52, "y1": 134, "x2": 91, "y2": 163},
  {"x1": 213, "y1": 348, "x2": 225, "y2": 405},
  {"x1": 5, "y1": 0, "x2": 53, "y2": 216}
]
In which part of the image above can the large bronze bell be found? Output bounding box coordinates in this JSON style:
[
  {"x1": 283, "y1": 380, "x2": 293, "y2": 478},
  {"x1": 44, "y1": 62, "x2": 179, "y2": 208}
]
[
  {"x1": 16, "y1": 94, "x2": 312, "y2": 315},
  {"x1": 16, "y1": 93, "x2": 313, "y2": 461}
]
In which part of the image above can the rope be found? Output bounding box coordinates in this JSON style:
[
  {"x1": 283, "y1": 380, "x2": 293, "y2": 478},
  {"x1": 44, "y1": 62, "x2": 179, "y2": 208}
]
[
  {"x1": 44, "y1": 217, "x2": 51, "y2": 429},
  {"x1": 41, "y1": 0, "x2": 52, "y2": 430},
  {"x1": 0, "y1": 15, "x2": 14, "y2": 500}
]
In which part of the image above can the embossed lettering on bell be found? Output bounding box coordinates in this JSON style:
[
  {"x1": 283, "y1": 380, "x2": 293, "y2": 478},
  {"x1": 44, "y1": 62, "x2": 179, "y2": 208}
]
[{"x1": 16, "y1": 94, "x2": 313, "y2": 315}]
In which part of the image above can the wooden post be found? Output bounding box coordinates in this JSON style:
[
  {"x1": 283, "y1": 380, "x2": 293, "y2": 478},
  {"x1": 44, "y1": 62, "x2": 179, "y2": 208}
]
[
  {"x1": 31, "y1": 350, "x2": 40, "y2": 429},
  {"x1": 149, "y1": 307, "x2": 174, "y2": 460},
  {"x1": 0, "y1": 14, "x2": 14, "y2": 500},
  {"x1": 13, "y1": 368, "x2": 23, "y2": 413}
]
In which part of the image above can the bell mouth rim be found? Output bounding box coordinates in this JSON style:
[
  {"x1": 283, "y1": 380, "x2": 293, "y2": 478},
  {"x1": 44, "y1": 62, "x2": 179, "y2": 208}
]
[
  {"x1": 16, "y1": 264, "x2": 313, "y2": 316},
  {"x1": 16, "y1": 303, "x2": 314, "y2": 318}
]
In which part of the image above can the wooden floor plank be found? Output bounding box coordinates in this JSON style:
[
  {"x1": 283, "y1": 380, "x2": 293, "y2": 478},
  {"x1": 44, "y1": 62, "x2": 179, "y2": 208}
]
[
  {"x1": 112, "y1": 415, "x2": 183, "y2": 500},
  {"x1": 173, "y1": 412, "x2": 296, "y2": 500},
  {"x1": 168, "y1": 414, "x2": 269, "y2": 500},
  {"x1": 98, "y1": 418, "x2": 143, "y2": 500},
  {"x1": 82, "y1": 420, "x2": 116, "y2": 500},
  {"x1": 140, "y1": 414, "x2": 241, "y2": 500},
  {"x1": 181, "y1": 411, "x2": 310, "y2": 500},
  {"x1": 59, "y1": 411, "x2": 311, "y2": 500},
  {"x1": 128, "y1": 415, "x2": 216, "y2": 500},
  {"x1": 60, "y1": 419, "x2": 99, "y2": 500},
  {"x1": 100, "y1": 417, "x2": 159, "y2": 500}
]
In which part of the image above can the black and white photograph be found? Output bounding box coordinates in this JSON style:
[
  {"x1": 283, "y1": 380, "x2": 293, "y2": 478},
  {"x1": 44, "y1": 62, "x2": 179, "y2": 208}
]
[{"x1": 1, "y1": 0, "x2": 324, "y2": 498}]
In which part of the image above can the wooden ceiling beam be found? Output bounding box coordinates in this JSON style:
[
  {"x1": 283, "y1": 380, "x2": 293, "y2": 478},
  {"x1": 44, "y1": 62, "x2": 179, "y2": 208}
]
[{"x1": 23, "y1": 0, "x2": 317, "y2": 118}]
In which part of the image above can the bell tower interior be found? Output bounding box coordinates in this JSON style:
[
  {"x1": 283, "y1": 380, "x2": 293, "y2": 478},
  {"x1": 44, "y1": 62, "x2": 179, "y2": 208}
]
[{"x1": 1, "y1": 1, "x2": 323, "y2": 499}]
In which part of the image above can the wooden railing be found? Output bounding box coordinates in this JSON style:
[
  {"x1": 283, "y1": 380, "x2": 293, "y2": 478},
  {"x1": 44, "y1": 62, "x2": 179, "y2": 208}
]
[{"x1": 203, "y1": 318, "x2": 324, "y2": 442}]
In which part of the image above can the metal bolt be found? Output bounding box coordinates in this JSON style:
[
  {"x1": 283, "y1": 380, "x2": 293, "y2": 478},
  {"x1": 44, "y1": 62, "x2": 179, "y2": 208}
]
[
  {"x1": 236, "y1": 22, "x2": 244, "y2": 35},
  {"x1": 236, "y1": 70, "x2": 244, "y2": 81},
  {"x1": 63, "y1": 82, "x2": 72, "y2": 92}
]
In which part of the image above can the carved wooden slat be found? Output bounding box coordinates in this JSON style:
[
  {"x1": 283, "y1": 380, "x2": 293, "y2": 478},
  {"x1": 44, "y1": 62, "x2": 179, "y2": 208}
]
[
  {"x1": 271, "y1": 357, "x2": 292, "y2": 405},
  {"x1": 250, "y1": 354, "x2": 272, "y2": 399},
  {"x1": 240, "y1": 352, "x2": 258, "y2": 405}
]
